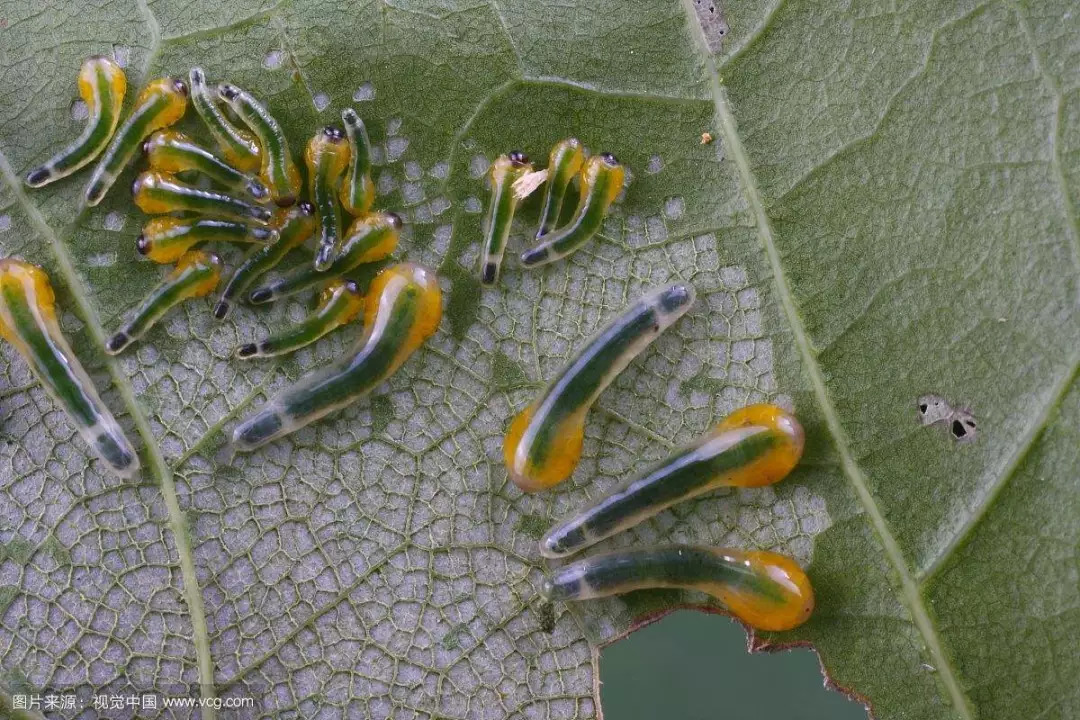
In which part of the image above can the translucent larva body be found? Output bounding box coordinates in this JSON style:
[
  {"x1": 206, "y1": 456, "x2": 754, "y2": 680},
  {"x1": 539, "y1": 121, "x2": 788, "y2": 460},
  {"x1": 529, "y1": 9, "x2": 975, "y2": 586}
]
[
  {"x1": 188, "y1": 67, "x2": 261, "y2": 173},
  {"x1": 84, "y1": 76, "x2": 188, "y2": 207},
  {"x1": 142, "y1": 129, "x2": 269, "y2": 202},
  {"x1": 218, "y1": 83, "x2": 301, "y2": 207},
  {"x1": 305, "y1": 126, "x2": 352, "y2": 270},
  {"x1": 231, "y1": 263, "x2": 442, "y2": 452},
  {"x1": 136, "y1": 217, "x2": 276, "y2": 265},
  {"x1": 247, "y1": 211, "x2": 401, "y2": 304},
  {"x1": 131, "y1": 170, "x2": 272, "y2": 223},
  {"x1": 480, "y1": 151, "x2": 532, "y2": 286},
  {"x1": 0, "y1": 259, "x2": 139, "y2": 478},
  {"x1": 25, "y1": 56, "x2": 127, "y2": 188},
  {"x1": 535, "y1": 138, "x2": 584, "y2": 239},
  {"x1": 520, "y1": 153, "x2": 625, "y2": 267},
  {"x1": 212, "y1": 203, "x2": 316, "y2": 320},
  {"x1": 504, "y1": 284, "x2": 695, "y2": 492},
  {"x1": 236, "y1": 279, "x2": 363, "y2": 359},
  {"x1": 544, "y1": 545, "x2": 814, "y2": 632},
  {"x1": 105, "y1": 251, "x2": 222, "y2": 354},
  {"x1": 339, "y1": 108, "x2": 374, "y2": 216},
  {"x1": 541, "y1": 404, "x2": 805, "y2": 558}
]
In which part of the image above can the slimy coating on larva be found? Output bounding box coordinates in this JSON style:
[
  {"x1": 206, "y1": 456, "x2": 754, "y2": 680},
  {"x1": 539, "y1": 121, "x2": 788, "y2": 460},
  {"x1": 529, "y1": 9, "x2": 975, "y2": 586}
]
[
  {"x1": 105, "y1": 251, "x2": 222, "y2": 355},
  {"x1": 541, "y1": 404, "x2": 805, "y2": 558},
  {"x1": 188, "y1": 67, "x2": 261, "y2": 173},
  {"x1": 535, "y1": 138, "x2": 584, "y2": 239},
  {"x1": 520, "y1": 152, "x2": 625, "y2": 267},
  {"x1": 340, "y1": 108, "x2": 375, "y2": 216},
  {"x1": 142, "y1": 129, "x2": 269, "y2": 202},
  {"x1": 306, "y1": 125, "x2": 352, "y2": 271},
  {"x1": 136, "y1": 216, "x2": 277, "y2": 265},
  {"x1": 218, "y1": 82, "x2": 301, "y2": 207},
  {"x1": 247, "y1": 211, "x2": 401, "y2": 304},
  {"x1": 213, "y1": 202, "x2": 316, "y2": 320},
  {"x1": 504, "y1": 283, "x2": 696, "y2": 492},
  {"x1": 0, "y1": 259, "x2": 139, "y2": 478},
  {"x1": 25, "y1": 56, "x2": 127, "y2": 188},
  {"x1": 480, "y1": 151, "x2": 532, "y2": 286},
  {"x1": 231, "y1": 263, "x2": 442, "y2": 452},
  {"x1": 543, "y1": 545, "x2": 814, "y2": 632},
  {"x1": 132, "y1": 170, "x2": 272, "y2": 223},
  {"x1": 84, "y1": 76, "x2": 188, "y2": 206},
  {"x1": 236, "y1": 278, "x2": 364, "y2": 359}
]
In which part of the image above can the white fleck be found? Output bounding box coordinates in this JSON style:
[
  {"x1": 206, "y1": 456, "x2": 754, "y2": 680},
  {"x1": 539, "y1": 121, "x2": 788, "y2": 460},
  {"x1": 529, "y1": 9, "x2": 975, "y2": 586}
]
[
  {"x1": 429, "y1": 162, "x2": 449, "y2": 179},
  {"x1": 469, "y1": 155, "x2": 490, "y2": 179},
  {"x1": 386, "y1": 137, "x2": 409, "y2": 162},
  {"x1": 429, "y1": 196, "x2": 451, "y2": 215},
  {"x1": 313, "y1": 93, "x2": 331, "y2": 112},
  {"x1": 464, "y1": 196, "x2": 482, "y2": 213},
  {"x1": 70, "y1": 100, "x2": 89, "y2": 122},
  {"x1": 263, "y1": 50, "x2": 284, "y2": 70},
  {"x1": 663, "y1": 196, "x2": 684, "y2": 220},
  {"x1": 377, "y1": 171, "x2": 398, "y2": 197},
  {"x1": 0, "y1": 214, "x2": 10, "y2": 232},
  {"x1": 403, "y1": 182, "x2": 424, "y2": 205},
  {"x1": 646, "y1": 155, "x2": 663, "y2": 174},
  {"x1": 353, "y1": 82, "x2": 375, "y2": 102},
  {"x1": 387, "y1": 117, "x2": 403, "y2": 136},
  {"x1": 103, "y1": 212, "x2": 125, "y2": 231},
  {"x1": 433, "y1": 225, "x2": 453, "y2": 255},
  {"x1": 404, "y1": 161, "x2": 423, "y2": 180},
  {"x1": 86, "y1": 253, "x2": 117, "y2": 268}
]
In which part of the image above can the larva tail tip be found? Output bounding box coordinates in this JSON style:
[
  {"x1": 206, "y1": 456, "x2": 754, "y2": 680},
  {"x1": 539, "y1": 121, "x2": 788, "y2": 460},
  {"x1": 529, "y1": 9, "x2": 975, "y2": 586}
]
[
  {"x1": 480, "y1": 263, "x2": 498, "y2": 286},
  {"x1": 248, "y1": 287, "x2": 273, "y2": 304},
  {"x1": 25, "y1": 166, "x2": 51, "y2": 187},
  {"x1": 212, "y1": 301, "x2": 231, "y2": 319},
  {"x1": 105, "y1": 332, "x2": 130, "y2": 355},
  {"x1": 236, "y1": 343, "x2": 258, "y2": 358},
  {"x1": 520, "y1": 247, "x2": 548, "y2": 267}
]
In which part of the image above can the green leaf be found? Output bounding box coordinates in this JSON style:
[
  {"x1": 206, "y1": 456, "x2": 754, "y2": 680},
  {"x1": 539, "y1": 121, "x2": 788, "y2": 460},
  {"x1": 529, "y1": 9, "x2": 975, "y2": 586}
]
[{"x1": 0, "y1": 0, "x2": 1077, "y2": 718}]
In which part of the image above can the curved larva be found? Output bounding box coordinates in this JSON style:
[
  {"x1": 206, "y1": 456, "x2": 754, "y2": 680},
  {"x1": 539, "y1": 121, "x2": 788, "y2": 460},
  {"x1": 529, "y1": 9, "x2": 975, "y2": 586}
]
[
  {"x1": 212, "y1": 202, "x2": 316, "y2": 320},
  {"x1": 534, "y1": 138, "x2": 584, "y2": 239},
  {"x1": 479, "y1": 151, "x2": 532, "y2": 286},
  {"x1": 504, "y1": 284, "x2": 695, "y2": 493},
  {"x1": 132, "y1": 170, "x2": 272, "y2": 223},
  {"x1": 247, "y1": 211, "x2": 401, "y2": 304},
  {"x1": 25, "y1": 56, "x2": 127, "y2": 188},
  {"x1": 136, "y1": 216, "x2": 276, "y2": 265},
  {"x1": 231, "y1": 263, "x2": 442, "y2": 452},
  {"x1": 218, "y1": 82, "x2": 301, "y2": 207},
  {"x1": 520, "y1": 152, "x2": 625, "y2": 267},
  {"x1": 83, "y1": 76, "x2": 188, "y2": 207},
  {"x1": 339, "y1": 108, "x2": 375, "y2": 216},
  {"x1": 541, "y1": 404, "x2": 805, "y2": 558},
  {"x1": 188, "y1": 67, "x2": 261, "y2": 173},
  {"x1": 543, "y1": 545, "x2": 815, "y2": 632},
  {"x1": 0, "y1": 259, "x2": 139, "y2": 478},
  {"x1": 236, "y1": 278, "x2": 363, "y2": 359},
  {"x1": 305, "y1": 126, "x2": 352, "y2": 270},
  {"x1": 142, "y1": 129, "x2": 269, "y2": 202},
  {"x1": 105, "y1": 250, "x2": 223, "y2": 355}
]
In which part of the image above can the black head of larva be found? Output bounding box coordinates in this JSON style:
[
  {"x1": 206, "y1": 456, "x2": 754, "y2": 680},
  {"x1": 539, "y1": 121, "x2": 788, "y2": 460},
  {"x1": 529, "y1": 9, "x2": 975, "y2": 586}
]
[
  {"x1": 298, "y1": 201, "x2": 315, "y2": 216},
  {"x1": 600, "y1": 152, "x2": 619, "y2": 166},
  {"x1": 189, "y1": 67, "x2": 206, "y2": 86},
  {"x1": 342, "y1": 108, "x2": 360, "y2": 126},
  {"x1": 322, "y1": 125, "x2": 346, "y2": 142},
  {"x1": 171, "y1": 78, "x2": 189, "y2": 97},
  {"x1": 386, "y1": 212, "x2": 403, "y2": 230},
  {"x1": 135, "y1": 234, "x2": 150, "y2": 255},
  {"x1": 106, "y1": 332, "x2": 129, "y2": 354},
  {"x1": 508, "y1": 150, "x2": 529, "y2": 166},
  {"x1": 343, "y1": 279, "x2": 361, "y2": 295},
  {"x1": 219, "y1": 84, "x2": 241, "y2": 101}
]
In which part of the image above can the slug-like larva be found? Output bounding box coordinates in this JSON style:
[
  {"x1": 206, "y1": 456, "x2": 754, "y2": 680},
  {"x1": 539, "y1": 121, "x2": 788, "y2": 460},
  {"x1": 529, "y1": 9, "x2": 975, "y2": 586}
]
[
  {"x1": 534, "y1": 138, "x2": 584, "y2": 239},
  {"x1": 231, "y1": 263, "x2": 442, "y2": 452},
  {"x1": 541, "y1": 404, "x2": 805, "y2": 558},
  {"x1": 0, "y1": 259, "x2": 139, "y2": 478},
  {"x1": 212, "y1": 202, "x2": 316, "y2": 320},
  {"x1": 339, "y1": 108, "x2": 374, "y2": 216},
  {"x1": 504, "y1": 284, "x2": 695, "y2": 493},
  {"x1": 305, "y1": 126, "x2": 352, "y2": 270},
  {"x1": 248, "y1": 211, "x2": 401, "y2": 304},
  {"x1": 218, "y1": 82, "x2": 301, "y2": 207},
  {"x1": 84, "y1": 76, "x2": 188, "y2": 207},
  {"x1": 188, "y1": 67, "x2": 261, "y2": 173},
  {"x1": 143, "y1": 129, "x2": 269, "y2": 202},
  {"x1": 25, "y1": 56, "x2": 127, "y2": 188},
  {"x1": 105, "y1": 251, "x2": 223, "y2": 354},
  {"x1": 480, "y1": 151, "x2": 532, "y2": 286},
  {"x1": 136, "y1": 217, "x2": 276, "y2": 265},
  {"x1": 543, "y1": 545, "x2": 815, "y2": 632},
  {"x1": 132, "y1": 170, "x2": 272, "y2": 223},
  {"x1": 236, "y1": 278, "x2": 363, "y2": 359},
  {"x1": 520, "y1": 152, "x2": 624, "y2": 267}
]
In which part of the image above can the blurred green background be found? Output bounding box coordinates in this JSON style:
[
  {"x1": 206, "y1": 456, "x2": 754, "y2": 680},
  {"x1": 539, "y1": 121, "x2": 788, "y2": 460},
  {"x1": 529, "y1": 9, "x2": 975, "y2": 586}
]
[{"x1": 602, "y1": 610, "x2": 868, "y2": 719}]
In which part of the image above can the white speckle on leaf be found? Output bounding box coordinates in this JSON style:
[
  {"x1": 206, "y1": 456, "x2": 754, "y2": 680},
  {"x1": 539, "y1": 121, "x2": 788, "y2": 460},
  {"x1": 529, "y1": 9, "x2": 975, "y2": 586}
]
[
  {"x1": 0, "y1": 214, "x2": 10, "y2": 232},
  {"x1": 263, "y1": 50, "x2": 284, "y2": 69},
  {"x1": 352, "y1": 82, "x2": 375, "y2": 101},
  {"x1": 103, "y1": 212, "x2": 125, "y2": 231},
  {"x1": 387, "y1": 117, "x2": 403, "y2": 136},
  {"x1": 646, "y1": 155, "x2": 663, "y2": 174},
  {"x1": 664, "y1": 196, "x2": 684, "y2": 220},
  {"x1": 111, "y1": 45, "x2": 132, "y2": 68},
  {"x1": 70, "y1": 100, "x2": 89, "y2": 122},
  {"x1": 313, "y1": 93, "x2": 331, "y2": 112},
  {"x1": 464, "y1": 196, "x2": 482, "y2": 213},
  {"x1": 469, "y1": 154, "x2": 490, "y2": 178},
  {"x1": 86, "y1": 252, "x2": 117, "y2": 267},
  {"x1": 386, "y1": 137, "x2": 409, "y2": 162}
]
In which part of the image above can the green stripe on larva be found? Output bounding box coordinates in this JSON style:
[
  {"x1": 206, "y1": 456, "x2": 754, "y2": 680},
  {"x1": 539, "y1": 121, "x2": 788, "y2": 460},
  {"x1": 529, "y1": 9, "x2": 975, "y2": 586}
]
[
  {"x1": 188, "y1": 67, "x2": 261, "y2": 173},
  {"x1": 106, "y1": 251, "x2": 223, "y2": 355},
  {"x1": 480, "y1": 151, "x2": 532, "y2": 286},
  {"x1": 213, "y1": 202, "x2": 316, "y2": 320},
  {"x1": 340, "y1": 108, "x2": 375, "y2": 216},
  {"x1": 219, "y1": 82, "x2": 300, "y2": 207},
  {"x1": 534, "y1": 138, "x2": 584, "y2": 239},
  {"x1": 504, "y1": 283, "x2": 695, "y2": 492},
  {"x1": 143, "y1": 129, "x2": 268, "y2": 202},
  {"x1": 306, "y1": 126, "x2": 352, "y2": 270},
  {"x1": 132, "y1": 170, "x2": 272, "y2": 223},
  {"x1": 137, "y1": 217, "x2": 276, "y2": 265},
  {"x1": 235, "y1": 279, "x2": 363, "y2": 359},
  {"x1": 520, "y1": 152, "x2": 625, "y2": 267},
  {"x1": 25, "y1": 56, "x2": 127, "y2": 187},
  {"x1": 84, "y1": 76, "x2": 189, "y2": 206},
  {"x1": 0, "y1": 259, "x2": 139, "y2": 478}
]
